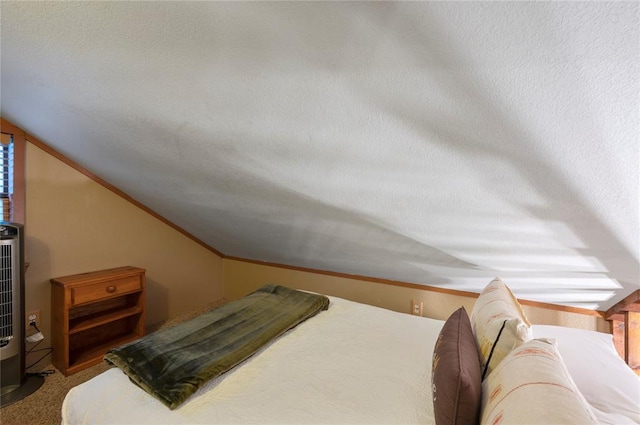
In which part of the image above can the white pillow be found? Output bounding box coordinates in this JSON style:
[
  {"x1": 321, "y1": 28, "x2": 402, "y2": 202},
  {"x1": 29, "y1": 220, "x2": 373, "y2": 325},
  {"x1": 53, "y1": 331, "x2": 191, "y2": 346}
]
[
  {"x1": 533, "y1": 325, "x2": 640, "y2": 424},
  {"x1": 470, "y1": 278, "x2": 532, "y2": 377},
  {"x1": 480, "y1": 338, "x2": 599, "y2": 424}
]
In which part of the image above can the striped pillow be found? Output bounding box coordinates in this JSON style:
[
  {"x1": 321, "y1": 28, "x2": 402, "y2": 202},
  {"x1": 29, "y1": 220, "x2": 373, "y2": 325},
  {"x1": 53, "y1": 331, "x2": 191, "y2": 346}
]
[
  {"x1": 480, "y1": 339, "x2": 599, "y2": 424},
  {"x1": 470, "y1": 278, "x2": 532, "y2": 377}
]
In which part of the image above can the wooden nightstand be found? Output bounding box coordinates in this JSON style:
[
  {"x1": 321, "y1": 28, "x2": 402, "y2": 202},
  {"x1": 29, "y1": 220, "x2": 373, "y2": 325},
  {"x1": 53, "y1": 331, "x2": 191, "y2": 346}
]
[{"x1": 51, "y1": 266, "x2": 146, "y2": 375}]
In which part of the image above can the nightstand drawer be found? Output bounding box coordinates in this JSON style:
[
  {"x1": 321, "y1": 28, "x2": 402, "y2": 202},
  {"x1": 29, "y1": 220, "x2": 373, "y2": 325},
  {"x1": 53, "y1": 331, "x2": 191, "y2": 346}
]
[{"x1": 71, "y1": 275, "x2": 142, "y2": 306}]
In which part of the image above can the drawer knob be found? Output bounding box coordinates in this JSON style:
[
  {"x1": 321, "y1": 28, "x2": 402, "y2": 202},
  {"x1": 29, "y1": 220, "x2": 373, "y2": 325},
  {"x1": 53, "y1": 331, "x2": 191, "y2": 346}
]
[{"x1": 106, "y1": 285, "x2": 116, "y2": 293}]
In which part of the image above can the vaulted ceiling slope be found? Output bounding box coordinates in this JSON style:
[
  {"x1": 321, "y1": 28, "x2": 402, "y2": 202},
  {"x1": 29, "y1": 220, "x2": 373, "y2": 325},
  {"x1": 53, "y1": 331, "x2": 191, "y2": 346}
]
[{"x1": 1, "y1": 2, "x2": 638, "y2": 310}]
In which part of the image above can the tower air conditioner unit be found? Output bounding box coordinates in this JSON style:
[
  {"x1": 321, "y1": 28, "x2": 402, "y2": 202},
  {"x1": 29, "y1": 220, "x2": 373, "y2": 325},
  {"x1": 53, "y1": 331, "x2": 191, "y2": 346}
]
[{"x1": 0, "y1": 222, "x2": 43, "y2": 408}]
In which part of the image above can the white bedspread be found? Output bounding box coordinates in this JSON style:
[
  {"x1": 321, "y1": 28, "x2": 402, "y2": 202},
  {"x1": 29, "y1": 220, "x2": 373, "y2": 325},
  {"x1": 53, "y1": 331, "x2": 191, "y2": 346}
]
[{"x1": 62, "y1": 295, "x2": 444, "y2": 424}]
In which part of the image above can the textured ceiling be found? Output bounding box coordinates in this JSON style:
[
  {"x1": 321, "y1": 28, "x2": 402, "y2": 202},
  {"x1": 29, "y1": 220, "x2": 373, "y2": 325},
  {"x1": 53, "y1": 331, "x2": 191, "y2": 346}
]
[{"x1": 1, "y1": 1, "x2": 638, "y2": 310}]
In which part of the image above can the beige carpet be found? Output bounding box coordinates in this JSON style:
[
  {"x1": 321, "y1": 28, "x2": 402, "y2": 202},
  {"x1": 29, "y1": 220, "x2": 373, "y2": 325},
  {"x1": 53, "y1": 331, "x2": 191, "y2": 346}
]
[{"x1": 1, "y1": 298, "x2": 227, "y2": 425}]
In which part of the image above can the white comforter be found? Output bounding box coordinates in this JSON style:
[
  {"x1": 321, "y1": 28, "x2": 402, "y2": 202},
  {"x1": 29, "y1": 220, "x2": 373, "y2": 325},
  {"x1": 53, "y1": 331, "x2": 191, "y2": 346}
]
[
  {"x1": 62, "y1": 296, "x2": 444, "y2": 424},
  {"x1": 62, "y1": 294, "x2": 640, "y2": 425}
]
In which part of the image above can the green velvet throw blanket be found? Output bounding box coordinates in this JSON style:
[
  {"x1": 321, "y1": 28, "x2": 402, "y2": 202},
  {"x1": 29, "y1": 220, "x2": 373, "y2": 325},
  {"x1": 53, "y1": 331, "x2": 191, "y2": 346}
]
[{"x1": 104, "y1": 284, "x2": 330, "y2": 409}]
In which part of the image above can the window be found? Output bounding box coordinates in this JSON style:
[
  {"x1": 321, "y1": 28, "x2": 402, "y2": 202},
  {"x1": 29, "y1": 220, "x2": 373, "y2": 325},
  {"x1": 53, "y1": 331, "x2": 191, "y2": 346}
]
[
  {"x1": 0, "y1": 119, "x2": 25, "y2": 224},
  {"x1": 0, "y1": 133, "x2": 14, "y2": 221}
]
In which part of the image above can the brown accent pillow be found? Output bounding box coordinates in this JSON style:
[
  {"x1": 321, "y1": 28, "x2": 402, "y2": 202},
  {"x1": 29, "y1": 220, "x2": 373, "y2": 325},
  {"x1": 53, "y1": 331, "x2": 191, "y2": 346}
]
[{"x1": 432, "y1": 307, "x2": 482, "y2": 425}]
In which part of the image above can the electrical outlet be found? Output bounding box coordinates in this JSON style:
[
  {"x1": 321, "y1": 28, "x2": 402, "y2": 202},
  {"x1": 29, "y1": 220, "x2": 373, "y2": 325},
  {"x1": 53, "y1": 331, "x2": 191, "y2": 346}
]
[
  {"x1": 411, "y1": 300, "x2": 423, "y2": 316},
  {"x1": 26, "y1": 309, "x2": 40, "y2": 330}
]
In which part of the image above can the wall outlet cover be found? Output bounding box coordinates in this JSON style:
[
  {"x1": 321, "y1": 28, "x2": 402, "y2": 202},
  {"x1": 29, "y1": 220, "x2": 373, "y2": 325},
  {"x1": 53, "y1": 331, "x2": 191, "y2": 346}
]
[
  {"x1": 26, "y1": 309, "x2": 41, "y2": 330},
  {"x1": 411, "y1": 300, "x2": 423, "y2": 316}
]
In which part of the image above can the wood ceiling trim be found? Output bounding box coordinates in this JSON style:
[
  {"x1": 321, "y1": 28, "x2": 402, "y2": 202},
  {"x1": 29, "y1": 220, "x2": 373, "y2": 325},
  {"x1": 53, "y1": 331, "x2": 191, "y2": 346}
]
[
  {"x1": 605, "y1": 290, "x2": 640, "y2": 319},
  {"x1": 20, "y1": 121, "x2": 223, "y2": 258},
  {"x1": 4, "y1": 116, "x2": 620, "y2": 319},
  {"x1": 226, "y1": 256, "x2": 606, "y2": 318}
]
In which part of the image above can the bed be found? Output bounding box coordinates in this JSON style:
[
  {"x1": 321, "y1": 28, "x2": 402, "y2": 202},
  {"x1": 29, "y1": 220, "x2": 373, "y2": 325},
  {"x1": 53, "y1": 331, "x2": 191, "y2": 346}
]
[{"x1": 62, "y1": 281, "x2": 640, "y2": 425}]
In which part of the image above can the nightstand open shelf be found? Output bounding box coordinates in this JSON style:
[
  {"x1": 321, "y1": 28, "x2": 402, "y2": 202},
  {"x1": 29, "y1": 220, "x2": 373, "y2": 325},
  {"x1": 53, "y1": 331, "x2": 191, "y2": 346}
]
[
  {"x1": 69, "y1": 301, "x2": 143, "y2": 334},
  {"x1": 51, "y1": 266, "x2": 146, "y2": 375},
  {"x1": 68, "y1": 329, "x2": 141, "y2": 373}
]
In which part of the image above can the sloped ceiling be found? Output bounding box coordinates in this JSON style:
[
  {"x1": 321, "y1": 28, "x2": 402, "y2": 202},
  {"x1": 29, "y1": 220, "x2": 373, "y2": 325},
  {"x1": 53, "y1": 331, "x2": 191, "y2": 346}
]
[{"x1": 1, "y1": 1, "x2": 638, "y2": 310}]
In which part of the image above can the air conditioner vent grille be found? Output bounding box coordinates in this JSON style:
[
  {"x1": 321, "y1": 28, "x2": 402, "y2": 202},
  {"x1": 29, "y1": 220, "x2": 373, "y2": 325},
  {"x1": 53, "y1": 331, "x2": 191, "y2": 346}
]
[{"x1": 0, "y1": 243, "x2": 14, "y2": 343}]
